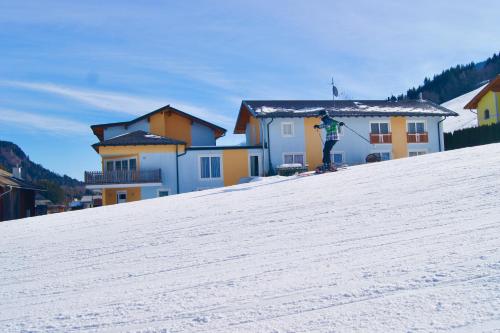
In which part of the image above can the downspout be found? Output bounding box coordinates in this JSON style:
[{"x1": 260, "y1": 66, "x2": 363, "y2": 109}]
[
  {"x1": 266, "y1": 118, "x2": 275, "y2": 175},
  {"x1": 437, "y1": 116, "x2": 447, "y2": 152},
  {"x1": 176, "y1": 144, "x2": 188, "y2": 194}
]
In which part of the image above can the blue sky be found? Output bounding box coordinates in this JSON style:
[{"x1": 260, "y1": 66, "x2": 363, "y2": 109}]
[{"x1": 1, "y1": 0, "x2": 499, "y2": 180}]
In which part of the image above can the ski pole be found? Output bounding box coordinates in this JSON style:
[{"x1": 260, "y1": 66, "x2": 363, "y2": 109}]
[{"x1": 343, "y1": 124, "x2": 371, "y2": 144}]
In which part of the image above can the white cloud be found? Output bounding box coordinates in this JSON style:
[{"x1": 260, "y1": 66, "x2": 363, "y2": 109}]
[
  {"x1": 0, "y1": 80, "x2": 234, "y2": 129},
  {"x1": 0, "y1": 109, "x2": 89, "y2": 135}
]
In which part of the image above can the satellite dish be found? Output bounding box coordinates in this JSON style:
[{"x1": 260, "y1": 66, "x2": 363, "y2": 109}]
[{"x1": 331, "y1": 78, "x2": 339, "y2": 99}]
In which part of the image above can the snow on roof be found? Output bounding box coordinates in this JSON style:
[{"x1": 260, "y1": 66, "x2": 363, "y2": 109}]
[
  {"x1": 244, "y1": 100, "x2": 458, "y2": 118},
  {"x1": 2, "y1": 144, "x2": 500, "y2": 331},
  {"x1": 441, "y1": 84, "x2": 486, "y2": 133}
]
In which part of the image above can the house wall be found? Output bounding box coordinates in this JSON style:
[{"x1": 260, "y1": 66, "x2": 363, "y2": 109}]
[
  {"x1": 264, "y1": 118, "x2": 307, "y2": 170},
  {"x1": 192, "y1": 122, "x2": 216, "y2": 146},
  {"x1": 103, "y1": 119, "x2": 149, "y2": 140},
  {"x1": 477, "y1": 91, "x2": 498, "y2": 126},
  {"x1": 222, "y1": 149, "x2": 249, "y2": 186},
  {"x1": 406, "y1": 117, "x2": 442, "y2": 155},
  {"x1": 178, "y1": 148, "x2": 263, "y2": 193},
  {"x1": 245, "y1": 115, "x2": 261, "y2": 145},
  {"x1": 259, "y1": 115, "x2": 445, "y2": 172},
  {"x1": 102, "y1": 187, "x2": 141, "y2": 205},
  {"x1": 139, "y1": 152, "x2": 178, "y2": 197},
  {"x1": 179, "y1": 149, "x2": 224, "y2": 192}
]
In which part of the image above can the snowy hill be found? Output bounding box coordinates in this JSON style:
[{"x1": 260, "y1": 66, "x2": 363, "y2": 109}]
[
  {"x1": 442, "y1": 85, "x2": 485, "y2": 133},
  {"x1": 2, "y1": 144, "x2": 500, "y2": 332}
]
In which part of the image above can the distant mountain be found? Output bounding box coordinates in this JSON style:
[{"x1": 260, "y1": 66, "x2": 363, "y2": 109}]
[
  {"x1": 0, "y1": 140, "x2": 85, "y2": 204},
  {"x1": 391, "y1": 51, "x2": 500, "y2": 104}
]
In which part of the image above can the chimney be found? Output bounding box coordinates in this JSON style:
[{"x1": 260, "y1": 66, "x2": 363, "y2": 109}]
[{"x1": 12, "y1": 166, "x2": 22, "y2": 179}]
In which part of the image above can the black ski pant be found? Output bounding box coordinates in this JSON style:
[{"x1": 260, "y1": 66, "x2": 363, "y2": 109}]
[{"x1": 322, "y1": 140, "x2": 338, "y2": 165}]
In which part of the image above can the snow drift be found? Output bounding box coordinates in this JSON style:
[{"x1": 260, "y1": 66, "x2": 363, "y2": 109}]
[{"x1": 1, "y1": 144, "x2": 500, "y2": 332}]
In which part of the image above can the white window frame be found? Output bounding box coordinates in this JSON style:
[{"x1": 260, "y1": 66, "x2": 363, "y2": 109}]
[
  {"x1": 370, "y1": 150, "x2": 392, "y2": 161},
  {"x1": 248, "y1": 154, "x2": 262, "y2": 177},
  {"x1": 281, "y1": 122, "x2": 294, "y2": 137},
  {"x1": 198, "y1": 154, "x2": 223, "y2": 181},
  {"x1": 369, "y1": 120, "x2": 391, "y2": 144},
  {"x1": 330, "y1": 151, "x2": 346, "y2": 165},
  {"x1": 369, "y1": 120, "x2": 391, "y2": 134},
  {"x1": 408, "y1": 149, "x2": 428, "y2": 157},
  {"x1": 282, "y1": 152, "x2": 305, "y2": 166},
  {"x1": 157, "y1": 188, "x2": 170, "y2": 197},
  {"x1": 104, "y1": 157, "x2": 137, "y2": 171},
  {"x1": 407, "y1": 119, "x2": 428, "y2": 143},
  {"x1": 406, "y1": 119, "x2": 426, "y2": 133}
]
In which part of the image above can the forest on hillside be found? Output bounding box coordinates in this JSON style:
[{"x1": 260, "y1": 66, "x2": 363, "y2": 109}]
[
  {"x1": 390, "y1": 52, "x2": 500, "y2": 104},
  {"x1": 0, "y1": 140, "x2": 85, "y2": 204}
]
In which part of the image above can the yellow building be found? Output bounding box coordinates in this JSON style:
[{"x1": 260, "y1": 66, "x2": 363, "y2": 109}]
[{"x1": 465, "y1": 75, "x2": 500, "y2": 126}]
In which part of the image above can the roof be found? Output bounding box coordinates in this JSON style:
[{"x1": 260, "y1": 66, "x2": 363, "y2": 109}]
[
  {"x1": 91, "y1": 105, "x2": 227, "y2": 141},
  {"x1": 0, "y1": 170, "x2": 44, "y2": 191},
  {"x1": 234, "y1": 99, "x2": 457, "y2": 134},
  {"x1": 464, "y1": 75, "x2": 500, "y2": 109},
  {"x1": 92, "y1": 130, "x2": 185, "y2": 152}
]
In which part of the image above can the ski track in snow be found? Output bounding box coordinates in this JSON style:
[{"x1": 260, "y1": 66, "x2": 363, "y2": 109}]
[{"x1": 1, "y1": 144, "x2": 500, "y2": 332}]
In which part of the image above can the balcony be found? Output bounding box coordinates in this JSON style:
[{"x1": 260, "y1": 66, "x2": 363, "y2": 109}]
[
  {"x1": 370, "y1": 133, "x2": 392, "y2": 144},
  {"x1": 407, "y1": 132, "x2": 429, "y2": 143},
  {"x1": 84, "y1": 169, "x2": 162, "y2": 189}
]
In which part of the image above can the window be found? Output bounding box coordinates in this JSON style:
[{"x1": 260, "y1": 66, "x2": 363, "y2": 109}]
[
  {"x1": 105, "y1": 158, "x2": 137, "y2": 171},
  {"x1": 330, "y1": 152, "x2": 345, "y2": 165},
  {"x1": 129, "y1": 159, "x2": 137, "y2": 170},
  {"x1": 200, "y1": 156, "x2": 222, "y2": 179},
  {"x1": 370, "y1": 122, "x2": 391, "y2": 144},
  {"x1": 283, "y1": 153, "x2": 304, "y2": 165},
  {"x1": 485, "y1": 109, "x2": 490, "y2": 120},
  {"x1": 158, "y1": 189, "x2": 169, "y2": 197},
  {"x1": 372, "y1": 152, "x2": 391, "y2": 161},
  {"x1": 281, "y1": 122, "x2": 294, "y2": 137},
  {"x1": 409, "y1": 151, "x2": 427, "y2": 157},
  {"x1": 370, "y1": 122, "x2": 390, "y2": 134},
  {"x1": 407, "y1": 121, "x2": 425, "y2": 134},
  {"x1": 407, "y1": 121, "x2": 428, "y2": 143}
]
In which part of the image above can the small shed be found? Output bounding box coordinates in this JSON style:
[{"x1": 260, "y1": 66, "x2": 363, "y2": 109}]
[{"x1": 0, "y1": 169, "x2": 44, "y2": 221}]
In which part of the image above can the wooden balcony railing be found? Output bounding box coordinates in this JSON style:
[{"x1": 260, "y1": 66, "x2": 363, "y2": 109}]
[
  {"x1": 84, "y1": 169, "x2": 161, "y2": 185},
  {"x1": 407, "y1": 132, "x2": 429, "y2": 143},
  {"x1": 370, "y1": 133, "x2": 392, "y2": 144}
]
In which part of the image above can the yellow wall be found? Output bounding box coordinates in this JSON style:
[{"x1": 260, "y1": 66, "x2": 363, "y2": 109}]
[
  {"x1": 478, "y1": 91, "x2": 498, "y2": 126},
  {"x1": 102, "y1": 187, "x2": 141, "y2": 205},
  {"x1": 304, "y1": 117, "x2": 323, "y2": 171},
  {"x1": 149, "y1": 112, "x2": 166, "y2": 137},
  {"x1": 390, "y1": 117, "x2": 408, "y2": 159},
  {"x1": 248, "y1": 116, "x2": 261, "y2": 145},
  {"x1": 149, "y1": 111, "x2": 192, "y2": 146},
  {"x1": 222, "y1": 149, "x2": 249, "y2": 186}
]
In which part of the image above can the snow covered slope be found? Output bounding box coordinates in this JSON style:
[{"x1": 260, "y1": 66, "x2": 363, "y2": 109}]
[
  {"x1": 442, "y1": 85, "x2": 485, "y2": 133},
  {"x1": 2, "y1": 144, "x2": 500, "y2": 332}
]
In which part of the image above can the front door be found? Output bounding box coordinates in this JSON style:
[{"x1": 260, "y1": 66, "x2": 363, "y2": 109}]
[
  {"x1": 250, "y1": 155, "x2": 260, "y2": 177},
  {"x1": 116, "y1": 191, "x2": 127, "y2": 204}
]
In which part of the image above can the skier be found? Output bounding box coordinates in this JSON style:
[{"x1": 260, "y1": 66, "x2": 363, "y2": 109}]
[{"x1": 314, "y1": 110, "x2": 344, "y2": 171}]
